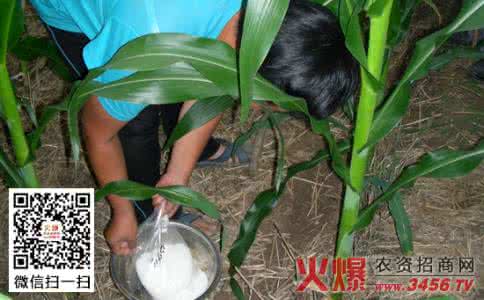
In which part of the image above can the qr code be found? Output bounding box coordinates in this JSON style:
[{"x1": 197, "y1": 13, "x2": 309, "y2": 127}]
[{"x1": 9, "y1": 189, "x2": 94, "y2": 293}]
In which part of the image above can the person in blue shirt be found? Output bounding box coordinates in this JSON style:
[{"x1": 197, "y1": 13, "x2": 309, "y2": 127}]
[{"x1": 30, "y1": 0, "x2": 359, "y2": 255}]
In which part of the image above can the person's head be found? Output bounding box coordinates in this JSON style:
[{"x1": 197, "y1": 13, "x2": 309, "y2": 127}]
[{"x1": 259, "y1": 0, "x2": 360, "y2": 119}]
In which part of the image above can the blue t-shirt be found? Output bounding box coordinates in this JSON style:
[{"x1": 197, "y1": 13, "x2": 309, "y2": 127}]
[{"x1": 30, "y1": 0, "x2": 242, "y2": 121}]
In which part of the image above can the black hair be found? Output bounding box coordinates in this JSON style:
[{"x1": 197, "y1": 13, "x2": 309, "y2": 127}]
[{"x1": 259, "y1": 0, "x2": 360, "y2": 119}]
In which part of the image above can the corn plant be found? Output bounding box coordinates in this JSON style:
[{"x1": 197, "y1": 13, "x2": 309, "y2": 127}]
[{"x1": 61, "y1": 0, "x2": 483, "y2": 298}]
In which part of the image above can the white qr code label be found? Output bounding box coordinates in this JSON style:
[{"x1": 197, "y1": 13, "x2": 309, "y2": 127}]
[{"x1": 9, "y1": 189, "x2": 95, "y2": 292}]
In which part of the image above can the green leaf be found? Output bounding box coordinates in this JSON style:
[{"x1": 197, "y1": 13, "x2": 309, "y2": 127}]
[
  {"x1": 388, "y1": 0, "x2": 420, "y2": 46},
  {"x1": 95, "y1": 180, "x2": 220, "y2": 220},
  {"x1": 281, "y1": 139, "x2": 351, "y2": 189},
  {"x1": 365, "y1": 0, "x2": 387, "y2": 17},
  {"x1": 430, "y1": 46, "x2": 484, "y2": 71},
  {"x1": 7, "y1": 0, "x2": 24, "y2": 50},
  {"x1": 103, "y1": 33, "x2": 236, "y2": 72},
  {"x1": 67, "y1": 82, "x2": 89, "y2": 162},
  {"x1": 228, "y1": 190, "x2": 278, "y2": 267},
  {"x1": 0, "y1": 0, "x2": 22, "y2": 63},
  {"x1": 0, "y1": 145, "x2": 26, "y2": 187},
  {"x1": 87, "y1": 64, "x2": 225, "y2": 104},
  {"x1": 365, "y1": 0, "x2": 484, "y2": 151},
  {"x1": 455, "y1": 1, "x2": 484, "y2": 32},
  {"x1": 332, "y1": 0, "x2": 368, "y2": 68},
  {"x1": 28, "y1": 100, "x2": 68, "y2": 153},
  {"x1": 354, "y1": 141, "x2": 484, "y2": 231},
  {"x1": 10, "y1": 36, "x2": 73, "y2": 81},
  {"x1": 80, "y1": 32, "x2": 298, "y2": 104},
  {"x1": 164, "y1": 95, "x2": 235, "y2": 149},
  {"x1": 17, "y1": 95, "x2": 37, "y2": 127},
  {"x1": 233, "y1": 112, "x2": 290, "y2": 154},
  {"x1": 367, "y1": 175, "x2": 414, "y2": 255},
  {"x1": 228, "y1": 140, "x2": 350, "y2": 268},
  {"x1": 239, "y1": 0, "x2": 289, "y2": 122},
  {"x1": 269, "y1": 114, "x2": 286, "y2": 193},
  {"x1": 229, "y1": 277, "x2": 246, "y2": 300},
  {"x1": 311, "y1": 119, "x2": 351, "y2": 187},
  {"x1": 388, "y1": 192, "x2": 413, "y2": 255}
]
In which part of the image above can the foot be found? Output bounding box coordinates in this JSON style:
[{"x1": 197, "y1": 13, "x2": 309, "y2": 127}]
[
  {"x1": 196, "y1": 138, "x2": 250, "y2": 168},
  {"x1": 175, "y1": 210, "x2": 220, "y2": 237}
]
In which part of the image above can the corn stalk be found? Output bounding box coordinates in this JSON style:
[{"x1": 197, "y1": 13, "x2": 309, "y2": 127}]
[
  {"x1": 0, "y1": 0, "x2": 38, "y2": 188},
  {"x1": 335, "y1": 0, "x2": 394, "y2": 258}
]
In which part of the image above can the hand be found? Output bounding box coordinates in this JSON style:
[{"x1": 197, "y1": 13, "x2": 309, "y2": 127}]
[
  {"x1": 152, "y1": 174, "x2": 186, "y2": 218},
  {"x1": 104, "y1": 206, "x2": 137, "y2": 255}
]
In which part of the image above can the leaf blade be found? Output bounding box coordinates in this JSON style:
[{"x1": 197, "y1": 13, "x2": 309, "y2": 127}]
[
  {"x1": 365, "y1": 0, "x2": 484, "y2": 151},
  {"x1": 239, "y1": 0, "x2": 289, "y2": 122},
  {"x1": 95, "y1": 180, "x2": 220, "y2": 220},
  {"x1": 354, "y1": 141, "x2": 484, "y2": 232}
]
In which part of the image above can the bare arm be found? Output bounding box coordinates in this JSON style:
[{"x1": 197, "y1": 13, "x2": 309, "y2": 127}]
[
  {"x1": 156, "y1": 12, "x2": 241, "y2": 198},
  {"x1": 168, "y1": 12, "x2": 240, "y2": 180},
  {"x1": 81, "y1": 96, "x2": 131, "y2": 212}
]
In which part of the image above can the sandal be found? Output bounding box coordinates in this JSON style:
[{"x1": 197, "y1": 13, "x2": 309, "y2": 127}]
[
  {"x1": 173, "y1": 210, "x2": 220, "y2": 238},
  {"x1": 196, "y1": 138, "x2": 250, "y2": 168}
]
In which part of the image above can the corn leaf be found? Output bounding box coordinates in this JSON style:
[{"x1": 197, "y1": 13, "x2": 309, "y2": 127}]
[
  {"x1": 311, "y1": 119, "x2": 351, "y2": 187},
  {"x1": 95, "y1": 180, "x2": 220, "y2": 220},
  {"x1": 269, "y1": 114, "x2": 286, "y2": 193},
  {"x1": 282, "y1": 139, "x2": 351, "y2": 188},
  {"x1": 365, "y1": 0, "x2": 484, "y2": 151},
  {"x1": 102, "y1": 33, "x2": 236, "y2": 72},
  {"x1": 329, "y1": 0, "x2": 368, "y2": 68},
  {"x1": 28, "y1": 100, "x2": 68, "y2": 153},
  {"x1": 228, "y1": 140, "x2": 351, "y2": 274},
  {"x1": 17, "y1": 94, "x2": 37, "y2": 127},
  {"x1": 388, "y1": 0, "x2": 420, "y2": 46},
  {"x1": 0, "y1": 0, "x2": 22, "y2": 63},
  {"x1": 366, "y1": 175, "x2": 413, "y2": 255},
  {"x1": 455, "y1": 2, "x2": 484, "y2": 32},
  {"x1": 164, "y1": 95, "x2": 235, "y2": 149},
  {"x1": 0, "y1": 146, "x2": 26, "y2": 188},
  {"x1": 354, "y1": 140, "x2": 484, "y2": 231},
  {"x1": 229, "y1": 277, "x2": 246, "y2": 300},
  {"x1": 430, "y1": 46, "x2": 484, "y2": 71},
  {"x1": 239, "y1": 0, "x2": 289, "y2": 122},
  {"x1": 388, "y1": 192, "x2": 413, "y2": 255},
  {"x1": 365, "y1": 0, "x2": 387, "y2": 17},
  {"x1": 233, "y1": 112, "x2": 290, "y2": 154},
  {"x1": 67, "y1": 82, "x2": 90, "y2": 162},
  {"x1": 6, "y1": 0, "x2": 24, "y2": 51},
  {"x1": 82, "y1": 64, "x2": 225, "y2": 104},
  {"x1": 10, "y1": 36, "x2": 73, "y2": 81}
]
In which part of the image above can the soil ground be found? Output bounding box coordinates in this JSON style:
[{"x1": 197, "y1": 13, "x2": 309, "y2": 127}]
[{"x1": 0, "y1": 1, "x2": 482, "y2": 300}]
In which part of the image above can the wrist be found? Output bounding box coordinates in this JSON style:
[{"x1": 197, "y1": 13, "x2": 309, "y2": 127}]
[
  {"x1": 158, "y1": 172, "x2": 188, "y2": 186},
  {"x1": 107, "y1": 195, "x2": 135, "y2": 215}
]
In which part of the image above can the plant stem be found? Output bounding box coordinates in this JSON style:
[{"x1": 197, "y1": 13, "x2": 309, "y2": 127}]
[
  {"x1": 0, "y1": 64, "x2": 39, "y2": 187},
  {"x1": 335, "y1": 0, "x2": 394, "y2": 258}
]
